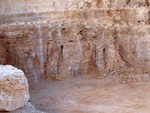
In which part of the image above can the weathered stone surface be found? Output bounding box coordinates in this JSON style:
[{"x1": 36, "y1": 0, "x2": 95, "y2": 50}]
[
  {"x1": 0, "y1": 65, "x2": 30, "y2": 111},
  {"x1": 0, "y1": 0, "x2": 150, "y2": 80},
  {"x1": 1, "y1": 23, "x2": 150, "y2": 80},
  {"x1": 0, "y1": 0, "x2": 150, "y2": 16},
  {"x1": 0, "y1": 8, "x2": 150, "y2": 25}
]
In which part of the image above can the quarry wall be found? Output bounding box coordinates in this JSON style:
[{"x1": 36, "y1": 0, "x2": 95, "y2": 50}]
[{"x1": 0, "y1": 0, "x2": 150, "y2": 80}]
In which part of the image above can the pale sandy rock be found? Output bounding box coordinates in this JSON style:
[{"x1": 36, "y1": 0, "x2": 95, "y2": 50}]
[
  {"x1": 0, "y1": 65, "x2": 30, "y2": 111},
  {"x1": 0, "y1": 0, "x2": 150, "y2": 80}
]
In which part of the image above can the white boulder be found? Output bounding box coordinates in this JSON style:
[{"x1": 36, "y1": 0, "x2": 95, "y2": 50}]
[{"x1": 0, "y1": 65, "x2": 30, "y2": 111}]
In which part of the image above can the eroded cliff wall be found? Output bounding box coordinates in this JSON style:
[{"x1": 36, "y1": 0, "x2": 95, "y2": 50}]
[{"x1": 0, "y1": 0, "x2": 150, "y2": 80}]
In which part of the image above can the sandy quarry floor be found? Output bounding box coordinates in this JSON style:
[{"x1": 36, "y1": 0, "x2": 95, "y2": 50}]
[{"x1": 29, "y1": 76, "x2": 150, "y2": 113}]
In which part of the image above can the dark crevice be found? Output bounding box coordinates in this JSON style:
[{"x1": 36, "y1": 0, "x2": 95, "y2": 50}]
[
  {"x1": 145, "y1": 0, "x2": 149, "y2": 7},
  {"x1": 80, "y1": 30, "x2": 83, "y2": 35},
  {"x1": 57, "y1": 45, "x2": 64, "y2": 75},
  {"x1": 62, "y1": 28, "x2": 66, "y2": 30},
  {"x1": 126, "y1": 0, "x2": 131, "y2": 4},
  {"x1": 44, "y1": 42, "x2": 49, "y2": 78},
  {"x1": 60, "y1": 45, "x2": 63, "y2": 53},
  {"x1": 103, "y1": 48, "x2": 107, "y2": 69}
]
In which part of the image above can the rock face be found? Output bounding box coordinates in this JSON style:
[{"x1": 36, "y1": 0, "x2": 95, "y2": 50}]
[
  {"x1": 0, "y1": 0, "x2": 150, "y2": 80},
  {"x1": 0, "y1": 65, "x2": 30, "y2": 111}
]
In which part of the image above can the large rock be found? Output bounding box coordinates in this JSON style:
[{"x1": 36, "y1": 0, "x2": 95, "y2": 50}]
[{"x1": 0, "y1": 65, "x2": 30, "y2": 111}]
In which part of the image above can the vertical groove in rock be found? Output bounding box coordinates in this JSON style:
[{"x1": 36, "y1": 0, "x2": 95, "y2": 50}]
[
  {"x1": 126, "y1": 0, "x2": 131, "y2": 4},
  {"x1": 145, "y1": 0, "x2": 149, "y2": 7}
]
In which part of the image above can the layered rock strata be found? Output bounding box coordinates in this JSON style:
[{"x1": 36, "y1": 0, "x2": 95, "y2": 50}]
[{"x1": 0, "y1": 0, "x2": 150, "y2": 80}]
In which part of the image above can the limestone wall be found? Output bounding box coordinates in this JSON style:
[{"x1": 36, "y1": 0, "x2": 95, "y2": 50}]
[
  {"x1": 0, "y1": 0, "x2": 150, "y2": 15},
  {"x1": 0, "y1": 0, "x2": 150, "y2": 80}
]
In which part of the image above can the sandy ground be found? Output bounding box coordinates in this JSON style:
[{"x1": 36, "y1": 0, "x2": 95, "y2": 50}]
[{"x1": 29, "y1": 76, "x2": 150, "y2": 113}]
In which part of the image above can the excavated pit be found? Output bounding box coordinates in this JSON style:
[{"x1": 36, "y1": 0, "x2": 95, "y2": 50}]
[{"x1": 1, "y1": 0, "x2": 150, "y2": 113}]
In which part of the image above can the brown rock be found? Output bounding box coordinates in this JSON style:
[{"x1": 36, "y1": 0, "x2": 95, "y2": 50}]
[{"x1": 0, "y1": 0, "x2": 150, "y2": 80}]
